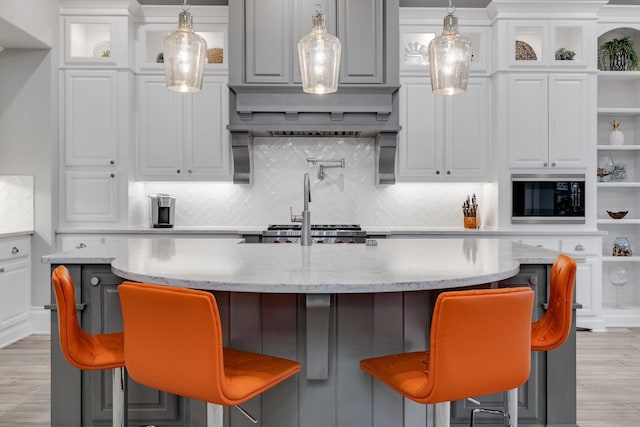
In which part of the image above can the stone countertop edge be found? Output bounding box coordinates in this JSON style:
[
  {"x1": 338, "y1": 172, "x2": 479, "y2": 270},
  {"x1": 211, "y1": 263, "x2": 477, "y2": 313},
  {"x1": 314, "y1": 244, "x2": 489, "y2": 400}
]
[
  {"x1": 0, "y1": 230, "x2": 34, "y2": 238},
  {"x1": 41, "y1": 238, "x2": 564, "y2": 294},
  {"x1": 54, "y1": 225, "x2": 606, "y2": 237}
]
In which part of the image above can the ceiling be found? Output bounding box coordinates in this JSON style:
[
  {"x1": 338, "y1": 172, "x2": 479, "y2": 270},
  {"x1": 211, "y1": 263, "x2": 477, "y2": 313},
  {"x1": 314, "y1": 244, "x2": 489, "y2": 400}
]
[{"x1": 138, "y1": 1, "x2": 639, "y2": 7}]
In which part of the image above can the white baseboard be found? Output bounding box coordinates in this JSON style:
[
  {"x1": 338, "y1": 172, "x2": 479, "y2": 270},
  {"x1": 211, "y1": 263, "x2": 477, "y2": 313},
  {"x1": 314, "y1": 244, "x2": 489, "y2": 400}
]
[
  {"x1": 0, "y1": 319, "x2": 31, "y2": 349},
  {"x1": 30, "y1": 306, "x2": 51, "y2": 334}
]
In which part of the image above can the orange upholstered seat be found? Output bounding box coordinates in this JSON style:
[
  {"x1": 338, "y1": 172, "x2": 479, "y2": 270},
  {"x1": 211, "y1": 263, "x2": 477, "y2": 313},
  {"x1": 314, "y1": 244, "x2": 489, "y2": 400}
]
[
  {"x1": 51, "y1": 265, "x2": 126, "y2": 427},
  {"x1": 360, "y1": 287, "x2": 534, "y2": 418},
  {"x1": 531, "y1": 254, "x2": 577, "y2": 352},
  {"x1": 118, "y1": 281, "x2": 301, "y2": 408},
  {"x1": 51, "y1": 265, "x2": 125, "y2": 370}
]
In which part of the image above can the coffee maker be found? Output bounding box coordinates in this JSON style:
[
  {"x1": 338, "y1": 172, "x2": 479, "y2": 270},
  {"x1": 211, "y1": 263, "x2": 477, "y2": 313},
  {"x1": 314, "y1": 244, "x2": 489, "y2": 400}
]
[{"x1": 149, "y1": 193, "x2": 175, "y2": 228}]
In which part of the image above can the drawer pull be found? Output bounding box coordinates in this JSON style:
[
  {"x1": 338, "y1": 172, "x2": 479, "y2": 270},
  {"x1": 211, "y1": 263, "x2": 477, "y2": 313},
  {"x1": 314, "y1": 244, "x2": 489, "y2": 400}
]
[
  {"x1": 11, "y1": 247, "x2": 19, "y2": 255},
  {"x1": 90, "y1": 276, "x2": 100, "y2": 286},
  {"x1": 76, "y1": 243, "x2": 87, "y2": 249},
  {"x1": 574, "y1": 244, "x2": 585, "y2": 252}
]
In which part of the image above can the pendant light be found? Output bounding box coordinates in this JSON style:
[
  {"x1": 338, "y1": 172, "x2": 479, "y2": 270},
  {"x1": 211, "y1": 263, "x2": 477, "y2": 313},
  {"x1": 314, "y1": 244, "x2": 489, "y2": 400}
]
[
  {"x1": 428, "y1": 0, "x2": 472, "y2": 95},
  {"x1": 298, "y1": 2, "x2": 341, "y2": 95},
  {"x1": 163, "y1": 0, "x2": 207, "y2": 93}
]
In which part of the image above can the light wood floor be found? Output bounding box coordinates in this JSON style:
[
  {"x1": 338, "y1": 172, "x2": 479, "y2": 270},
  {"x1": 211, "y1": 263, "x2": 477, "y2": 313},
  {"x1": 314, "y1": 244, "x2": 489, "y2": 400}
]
[{"x1": 1, "y1": 329, "x2": 639, "y2": 426}]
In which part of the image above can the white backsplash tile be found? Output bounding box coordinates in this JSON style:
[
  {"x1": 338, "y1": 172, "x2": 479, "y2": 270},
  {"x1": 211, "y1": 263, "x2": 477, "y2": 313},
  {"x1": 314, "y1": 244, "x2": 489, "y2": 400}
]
[
  {"x1": 0, "y1": 176, "x2": 34, "y2": 232},
  {"x1": 140, "y1": 138, "x2": 491, "y2": 227}
]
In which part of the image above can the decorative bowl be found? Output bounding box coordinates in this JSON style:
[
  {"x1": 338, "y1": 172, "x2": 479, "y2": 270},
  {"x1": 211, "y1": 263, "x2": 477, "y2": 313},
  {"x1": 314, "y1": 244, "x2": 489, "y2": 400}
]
[{"x1": 607, "y1": 210, "x2": 629, "y2": 219}]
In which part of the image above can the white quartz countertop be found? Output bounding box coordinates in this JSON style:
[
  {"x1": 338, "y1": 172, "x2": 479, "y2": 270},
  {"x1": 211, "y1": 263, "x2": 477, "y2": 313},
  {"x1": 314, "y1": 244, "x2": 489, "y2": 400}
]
[{"x1": 43, "y1": 238, "x2": 560, "y2": 294}]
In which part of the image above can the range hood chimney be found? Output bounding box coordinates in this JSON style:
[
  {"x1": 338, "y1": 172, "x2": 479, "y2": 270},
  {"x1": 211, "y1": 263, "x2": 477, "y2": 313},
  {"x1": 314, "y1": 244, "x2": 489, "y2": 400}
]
[{"x1": 228, "y1": 1, "x2": 400, "y2": 184}]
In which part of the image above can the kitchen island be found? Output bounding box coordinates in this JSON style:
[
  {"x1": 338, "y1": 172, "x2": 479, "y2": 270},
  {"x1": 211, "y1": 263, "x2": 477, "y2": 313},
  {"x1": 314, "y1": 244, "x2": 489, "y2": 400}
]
[{"x1": 43, "y1": 238, "x2": 576, "y2": 427}]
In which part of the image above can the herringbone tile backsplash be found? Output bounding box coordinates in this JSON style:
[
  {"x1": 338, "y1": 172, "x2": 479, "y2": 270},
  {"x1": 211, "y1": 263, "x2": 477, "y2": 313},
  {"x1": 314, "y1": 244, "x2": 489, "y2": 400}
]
[{"x1": 141, "y1": 138, "x2": 488, "y2": 227}]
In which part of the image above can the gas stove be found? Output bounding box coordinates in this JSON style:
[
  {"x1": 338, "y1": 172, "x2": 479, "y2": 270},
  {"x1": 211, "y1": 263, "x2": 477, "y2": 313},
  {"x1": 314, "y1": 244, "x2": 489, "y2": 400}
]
[{"x1": 262, "y1": 224, "x2": 367, "y2": 244}]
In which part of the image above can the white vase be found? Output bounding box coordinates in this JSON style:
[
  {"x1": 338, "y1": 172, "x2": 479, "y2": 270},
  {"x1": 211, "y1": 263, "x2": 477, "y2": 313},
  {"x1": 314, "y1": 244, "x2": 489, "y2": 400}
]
[{"x1": 609, "y1": 130, "x2": 624, "y2": 145}]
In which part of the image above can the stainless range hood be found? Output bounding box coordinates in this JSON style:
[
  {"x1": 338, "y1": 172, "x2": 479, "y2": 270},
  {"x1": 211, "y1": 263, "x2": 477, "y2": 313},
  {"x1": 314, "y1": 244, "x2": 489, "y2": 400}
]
[{"x1": 228, "y1": 0, "x2": 400, "y2": 185}]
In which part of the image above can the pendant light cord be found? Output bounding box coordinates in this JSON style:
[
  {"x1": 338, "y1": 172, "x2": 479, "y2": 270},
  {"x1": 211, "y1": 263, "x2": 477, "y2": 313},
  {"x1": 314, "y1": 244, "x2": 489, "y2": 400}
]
[{"x1": 447, "y1": 0, "x2": 455, "y2": 15}]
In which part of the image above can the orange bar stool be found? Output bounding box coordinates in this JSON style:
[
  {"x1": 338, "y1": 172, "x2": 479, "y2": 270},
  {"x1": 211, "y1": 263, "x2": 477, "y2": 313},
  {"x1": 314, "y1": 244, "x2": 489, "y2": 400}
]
[
  {"x1": 360, "y1": 287, "x2": 535, "y2": 427},
  {"x1": 470, "y1": 254, "x2": 578, "y2": 426},
  {"x1": 51, "y1": 265, "x2": 126, "y2": 427},
  {"x1": 531, "y1": 253, "x2": 577, "y2": 351},
  {"x1": 118, "y1": 281, "x2": 301, "y2": 424}
]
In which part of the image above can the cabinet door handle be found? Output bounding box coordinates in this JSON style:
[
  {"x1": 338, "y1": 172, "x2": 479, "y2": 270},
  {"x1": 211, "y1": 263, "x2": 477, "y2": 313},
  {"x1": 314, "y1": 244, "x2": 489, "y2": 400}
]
[
  {"x1": 90, "y1": 276, "x2": 101, "y2": 286},
  {"x1": 11, "y1": 247, "x2": 19, "y2": 255},
  {"x1": 76, "y1": 242, "x2": 87, "y2": 249},
  {"x1": 574, "y1": 244, "x2": 585, "y2": 252},
  {"x1": 529, "y1": 276, "x2": 537, "y2": 286}
]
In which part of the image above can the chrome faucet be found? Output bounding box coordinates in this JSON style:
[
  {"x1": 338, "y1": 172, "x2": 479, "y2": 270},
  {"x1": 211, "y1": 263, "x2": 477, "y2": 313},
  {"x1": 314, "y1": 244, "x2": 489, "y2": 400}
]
[{"x1": 290, "y1": 173, "x2": 312, "y2": 246}]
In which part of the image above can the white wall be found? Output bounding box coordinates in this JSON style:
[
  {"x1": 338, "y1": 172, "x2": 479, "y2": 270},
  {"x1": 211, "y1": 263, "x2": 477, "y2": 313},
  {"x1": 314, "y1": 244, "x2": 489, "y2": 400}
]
[
  {"x1": 140, "y1": 138, "x2": 493, "y2": 228},
  {"x1": 0, "y1": 0, "x2": 58, "y2": 331}
]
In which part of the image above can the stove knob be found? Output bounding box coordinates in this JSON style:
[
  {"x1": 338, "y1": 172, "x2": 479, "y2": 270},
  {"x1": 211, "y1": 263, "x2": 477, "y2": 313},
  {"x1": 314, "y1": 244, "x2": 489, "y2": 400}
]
[
  {"x1": 316, "y1": 239, "x2": 324, "y2": 244},
  {"x1": 273, "y1": 239, "x2": 281, "y2": 244},
  {"x1": 348, "y1": 240, "x2": 356, "y2": 244},
  {"x1": 285, "y1": 239, "x2": 293, "y2": 243},
  {"x1": 336, "y1": 240, "x2": 344, "y2": 244}
]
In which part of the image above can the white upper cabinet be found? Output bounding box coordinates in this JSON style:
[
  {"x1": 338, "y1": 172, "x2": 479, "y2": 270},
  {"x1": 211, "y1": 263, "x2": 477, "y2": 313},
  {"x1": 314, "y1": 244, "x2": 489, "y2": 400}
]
[
  {"x1": 397, "y1": 77, "x2": 490, "y2": 181},
  {"x1": 508, "y1": 73, "x2": 590, "y2": 169},
  {"x1": 63, "y1": 70, "x2": 118, "y2": 167},
  {"x1": 137, "y1": 75, "x2": 231, "y2": 181}
]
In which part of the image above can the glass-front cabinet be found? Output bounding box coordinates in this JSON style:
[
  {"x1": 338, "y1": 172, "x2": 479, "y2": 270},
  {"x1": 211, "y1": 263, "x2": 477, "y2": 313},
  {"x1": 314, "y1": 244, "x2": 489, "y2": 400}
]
[
  {"x1": 61, "y1": 16, "x2": 128, "y2": 66},
  {"x1": 136, "y1": 23, "x2": 227, "y2": 72}
]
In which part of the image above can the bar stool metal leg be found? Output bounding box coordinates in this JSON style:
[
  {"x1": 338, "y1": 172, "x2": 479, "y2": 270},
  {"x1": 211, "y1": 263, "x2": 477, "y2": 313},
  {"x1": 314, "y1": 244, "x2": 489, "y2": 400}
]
[
  {"x1": 507, "y1": 387, "x2": 518, "y2": 427},
  {"x1": 435, "y1": 402, "x2": 450, "y2": 427},
  {"x1": 207, "y1": 403, "x2": 223, "y2": 427},
  {"x1": 112, "y1": 367, "x2": 126, "y2": 427}
]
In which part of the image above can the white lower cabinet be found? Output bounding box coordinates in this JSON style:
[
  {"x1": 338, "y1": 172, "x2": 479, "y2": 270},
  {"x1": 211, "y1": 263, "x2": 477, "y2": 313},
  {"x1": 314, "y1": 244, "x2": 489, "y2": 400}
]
[
  {"x1": 0, "y1": 236, "x2": 31, "y2": 348},
  {"x1": 518, "y1": 235, "x2": 604, "y2": 331}
]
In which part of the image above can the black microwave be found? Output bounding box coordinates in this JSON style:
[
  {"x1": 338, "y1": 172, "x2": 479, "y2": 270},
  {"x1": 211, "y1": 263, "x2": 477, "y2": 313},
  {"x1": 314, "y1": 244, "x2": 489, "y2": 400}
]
[{"x1": 512, "y1": 174, "x2": 585, "y2": 224}]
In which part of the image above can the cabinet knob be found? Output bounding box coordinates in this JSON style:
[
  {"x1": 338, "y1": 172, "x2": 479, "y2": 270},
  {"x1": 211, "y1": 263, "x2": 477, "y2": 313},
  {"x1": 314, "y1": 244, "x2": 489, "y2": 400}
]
[
  {"x1": 574, "y1": 244, "x2": 585, "y2": 252},
  {"x1": 110, "y1": 160, "x2": 115, "y2": 165},
  {"x1": 0, "y1": 268, "x2": 4, "y2": 273},
  {"x1": 529, "y1": 276, "x2": 537, "y2": 286},
  {"x1": 11, "y1": 247, "x2": 19, "y2": 255},
  {"x1": 110, "y1": 173, "x2": 115, "y2": 178},
  {"x1": 551, "y1": 162, "x2": 556, "y2": 167},
  {"x1": 436, "y1": 170, "x2": 440, "y2": 175},
  {"x1": 536, "y1": 244, "x2": 543, "y2": 248},
  {"x1": 76, "y1": 242, "x2": 87, "y2": 249},
  {"x1": 543, "y1": 162, "x2": 548, "y2": 167},
  {"x1": 177, "y1": 169, "x2": 181, "y2": 174},
  {"x1": 446, "y1": 171, "x2": 451, "y2": 175},
  {"x1": 188, "y1": 169, "x2": 192, "y2": 174},
  {"x1": 90, "y1": 276, "x2": 100, "y2": 286}
]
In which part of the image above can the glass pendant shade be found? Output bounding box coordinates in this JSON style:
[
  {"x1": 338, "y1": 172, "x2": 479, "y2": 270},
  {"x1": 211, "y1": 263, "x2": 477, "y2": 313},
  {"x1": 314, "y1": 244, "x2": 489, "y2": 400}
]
[
  {"x1": 428, "y1": 14, "x2": 472, "y2": 95},
  {"x1": 298, "y1": 11, "x2": 341, "y2": 95},
  {"x1": 163, "y1": 11, "x2": 207, "y2": 93}
]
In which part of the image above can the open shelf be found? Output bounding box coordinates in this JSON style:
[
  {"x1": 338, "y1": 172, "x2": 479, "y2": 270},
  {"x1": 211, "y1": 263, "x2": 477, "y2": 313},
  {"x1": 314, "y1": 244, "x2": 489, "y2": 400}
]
[{"x1": 597, "y1": 144, "x2": 640, "y2": 150}]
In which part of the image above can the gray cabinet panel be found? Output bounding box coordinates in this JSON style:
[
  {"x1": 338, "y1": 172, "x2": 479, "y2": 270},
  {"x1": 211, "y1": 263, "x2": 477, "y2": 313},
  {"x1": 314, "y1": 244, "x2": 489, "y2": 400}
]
[
  {"x1": 338, "y1": 0, "x2": 383, "y2": 83},
  {"x1": 245, "y1": 0, "x2": 290, "y2": 83}
]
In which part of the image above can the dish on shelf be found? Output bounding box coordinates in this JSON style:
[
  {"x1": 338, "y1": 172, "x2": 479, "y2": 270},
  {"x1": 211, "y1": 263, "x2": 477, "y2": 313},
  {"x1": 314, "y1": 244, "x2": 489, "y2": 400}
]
[
  {"x1": 515, "y1": 40, "x2": 537, "y2": 61},
  {"x1": 607, "y1": 210, "x2": 629, "y2": 219},
  {"x1": 92, "y1": 40, "x2": 111, "y2": 58}
]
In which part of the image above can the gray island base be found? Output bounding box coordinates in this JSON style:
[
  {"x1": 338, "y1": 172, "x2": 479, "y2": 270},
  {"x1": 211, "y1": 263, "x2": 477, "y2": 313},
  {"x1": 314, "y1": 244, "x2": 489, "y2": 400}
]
[{"x1": 43, "y1": 238, "x2": 577, "y2": 427}]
